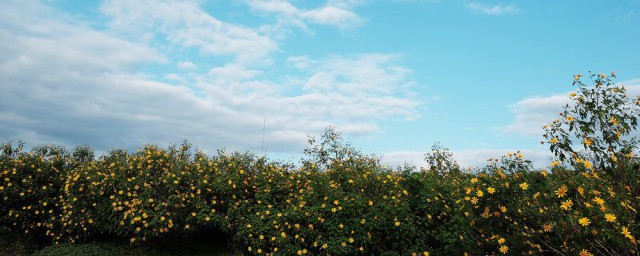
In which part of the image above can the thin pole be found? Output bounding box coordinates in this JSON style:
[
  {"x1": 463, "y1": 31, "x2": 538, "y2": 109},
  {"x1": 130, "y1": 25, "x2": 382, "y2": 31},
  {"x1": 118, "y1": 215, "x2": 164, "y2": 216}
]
[{"x1": 261, "y1": 118, "x2": 265, "y2": 152}]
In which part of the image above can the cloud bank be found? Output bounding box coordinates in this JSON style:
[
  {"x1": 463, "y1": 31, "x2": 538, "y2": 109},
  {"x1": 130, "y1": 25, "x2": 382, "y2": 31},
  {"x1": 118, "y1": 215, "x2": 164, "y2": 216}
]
[{"x1": 0, "y1": 0, "x2": 419, "y2": 154}]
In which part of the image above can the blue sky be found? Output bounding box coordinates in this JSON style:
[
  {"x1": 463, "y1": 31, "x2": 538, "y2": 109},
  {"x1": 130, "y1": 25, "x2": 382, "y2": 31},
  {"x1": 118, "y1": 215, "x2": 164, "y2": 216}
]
[{"x1": 1, "y1": 0, "x2": 639, "y2": 167}]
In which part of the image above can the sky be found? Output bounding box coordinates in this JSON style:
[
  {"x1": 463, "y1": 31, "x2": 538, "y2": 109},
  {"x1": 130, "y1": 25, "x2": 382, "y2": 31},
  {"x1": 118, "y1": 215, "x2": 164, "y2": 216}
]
[{"x1": 1, "y1": 0, "x2": 639, "y2": 168}]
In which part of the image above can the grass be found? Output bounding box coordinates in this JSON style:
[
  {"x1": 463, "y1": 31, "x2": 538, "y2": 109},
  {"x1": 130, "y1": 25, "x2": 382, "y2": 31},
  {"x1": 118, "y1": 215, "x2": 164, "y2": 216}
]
[
  {"x1": 0, "y1": 227, "x2": 39, "y2": 256},
  {"x1": 0, "y1": 227, "x2": 236, "y2": 256}
]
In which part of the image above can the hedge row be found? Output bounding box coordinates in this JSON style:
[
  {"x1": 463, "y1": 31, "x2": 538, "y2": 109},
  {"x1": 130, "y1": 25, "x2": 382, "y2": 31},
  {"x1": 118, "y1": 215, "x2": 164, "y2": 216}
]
[{"x1": 1, "y1": 142, "x2": 639, "y2": 255}]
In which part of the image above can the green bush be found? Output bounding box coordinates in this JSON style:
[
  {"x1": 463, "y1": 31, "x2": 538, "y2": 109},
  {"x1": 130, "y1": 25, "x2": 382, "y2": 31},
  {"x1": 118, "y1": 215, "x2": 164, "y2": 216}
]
[{"x1": 1, "y1": 73, "x2": 639, "y2": 255}]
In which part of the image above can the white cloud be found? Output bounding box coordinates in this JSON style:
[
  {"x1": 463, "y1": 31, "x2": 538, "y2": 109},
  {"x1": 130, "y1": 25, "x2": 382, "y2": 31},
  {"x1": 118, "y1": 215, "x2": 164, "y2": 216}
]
[
  {"x1": 0, "y1": 2, "x2": 164, "y2": 73},
  {"x1": 302, "y1": 54, "x2": 413, "y2": 97},
  {"x1": 209, "y1": 64, "x2": 262, "y2": 81},
  {"x1": 101, "y1": 0, "x2": 278, "y2": 65},
  {"x1": 301, "y1": 5, "x2": 363, "y2": 29},
  {"x1": 246, "y1": 0, "x2": 298, "y2": 15},
  {"x1": 164, "y1": 73, "x2": 185, "y2": 81},
  {"x1": 465, "y1": 2, "x2": 520, "y2": 15},
  {"x1": 501, "y1": 79, "x2": 640, "y2": 138},
  {"x1": 244, "y1": 0, "x2": 363, "y2": 30},
  {"x1": 0, "y1": 1, "x2": 420, "y2": 154},
  {"x1": 287, "y1": 55, "x2": 314, "y2": 70},
  {"x1": 177, "y1": 61, "x2": 197, "y2": 70},
  {"x1": 502, "y1": 94, "x2": 569, "y2": 137}
]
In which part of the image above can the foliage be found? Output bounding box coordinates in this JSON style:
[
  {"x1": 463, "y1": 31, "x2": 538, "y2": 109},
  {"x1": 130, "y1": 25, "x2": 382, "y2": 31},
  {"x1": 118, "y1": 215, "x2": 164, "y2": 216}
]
[
  {"x1": 422, "y1": 143, "x2": 460, "y2": 175},
  {"x1": 543, "y1": 72, "x2": 640, "y2": 171},
  {"x1": 1, "y1": 73, "x2": 639, "y2": 255},
  {"x1": 0, "y1": 226, "x2": 39, "y2": 256}
]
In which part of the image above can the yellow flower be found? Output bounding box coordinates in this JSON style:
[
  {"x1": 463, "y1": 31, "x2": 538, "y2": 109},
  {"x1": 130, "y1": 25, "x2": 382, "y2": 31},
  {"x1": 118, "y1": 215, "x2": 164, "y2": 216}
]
[
  {"x1": 470, "y1": 178, "x2": 478, "y2": 184},
  {"x1": 423, "y1": 252, "x2": 429, "y2": 256},
  {"x1": 566, "y1": 116, "x2": 575, "y2": 122},
  {"x1": 519, "y1": 182, "x2": 528, "y2": 190},
  {"x1": 579, "y1": 249, "x2": 593, "y2": 256},
  {"x1": 549, "y1": 138, "x2": 559, "y2": 144},
  {"x1": 395, "y1": 221, "x2": 401, "y2": 227},
  {"x1": 349, "y1": 237, "x2": 354, "y2": 243},
  {"x1": 487, "y1": 187, "x2": 495, "y2": 194},
  {"x1": 578, "y1": 217, "x2": 590, "y2": 227},
  {"x1": 569, "y1": 92, "x2": 577, "y2": 97},
  {"x1": 593, "y1": 197, "x2": 604, "y2": 205},
  {"x1": 497, "y1": 238, "x2": 505, "y2": 244},
  {"x1": 550, "y1": 161, "x2": 560, "y2": 167},
  {"x1": 499, "y1": 206, "x2": 507, "y2": 213},
  {"x1": 476, "y1": 190, "x2": 484, "y2": 197},
  {"x1": 622, "y1": 226, "x2": 633, "y2": 239},
  {"x1": 560, "y1": 199, "x2": 573, "y2": 210},
  {"x1": 610, "y1": 117, "x2": 618, "y2": 125},
  {"x1": 542, "y1": 224, "x2": 552, "y2": 232},
  {"x1": 584, "y1": 138, "x2": 593, "y2": 146},
  {"x1": 577, "y1": 187, "x2": 584, "y2": 195},
  {"x1": 499, "y1": 245, "x2": 509, "y2": 254},
  {"x1": 555, "y1": 185, "x2": 568, "y2": 198},
  {"x1": 605, "y1": 213, "x2": 616, "y2": 223},
  {"x1": 471, "y1": 197, "x2": 478, "y2": 204}
]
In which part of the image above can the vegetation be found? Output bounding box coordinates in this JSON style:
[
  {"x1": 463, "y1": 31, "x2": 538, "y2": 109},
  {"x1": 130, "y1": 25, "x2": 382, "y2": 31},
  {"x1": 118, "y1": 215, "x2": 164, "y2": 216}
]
[{"x1": 1, "y1": 72, "x2": 639, "y2": 255}]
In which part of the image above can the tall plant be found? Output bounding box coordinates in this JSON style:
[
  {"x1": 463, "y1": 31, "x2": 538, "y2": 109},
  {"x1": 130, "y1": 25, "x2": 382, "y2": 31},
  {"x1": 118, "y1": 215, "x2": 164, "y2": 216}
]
[{"x1": 543, "y1": 72, "x2": 640, "y2": 172}]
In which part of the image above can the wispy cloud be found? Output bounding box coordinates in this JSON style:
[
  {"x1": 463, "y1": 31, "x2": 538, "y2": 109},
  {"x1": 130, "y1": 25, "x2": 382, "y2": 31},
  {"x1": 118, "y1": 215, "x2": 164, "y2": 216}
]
[
  {"x1": 244, "y1": 0, "x2": 363, "y2": 30},
  {"x1": 177, "y1": 61, "x2": 197, "y2": 70},
  {"x1": 301, "y1": 5, "x2": 363, "y2": 29},
  {"x1": 501, "y1": 94, "x2": 569, "y2": 137},
  {"x1": 465, "y1": 2, "x2": 520, "y2": 15},
  {"x1": 0, "y1": 0, "x2": 420, "y2": 154},
  {"x1": 101, "y1": 0, "x2": 278, "y2": 65},
  {"x1": 500, "y1": 79, "x2": 640, "y2": 138}
]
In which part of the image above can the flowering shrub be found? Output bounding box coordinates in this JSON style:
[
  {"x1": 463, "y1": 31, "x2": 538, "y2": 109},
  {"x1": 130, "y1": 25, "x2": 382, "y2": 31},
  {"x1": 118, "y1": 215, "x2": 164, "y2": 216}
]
[
  {"x1": 0, "y1": 144, "x2": 67, "y2": 239},
  {"x1": 1, "y1": 73, "x2": 639, "y2": 255}
]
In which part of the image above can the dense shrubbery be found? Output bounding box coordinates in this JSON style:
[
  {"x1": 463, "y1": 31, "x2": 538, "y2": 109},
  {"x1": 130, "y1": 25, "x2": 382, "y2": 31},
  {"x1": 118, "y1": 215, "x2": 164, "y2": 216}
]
[{"x1": 2, "y1": 73, "x2": 640, "y2": 255}]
